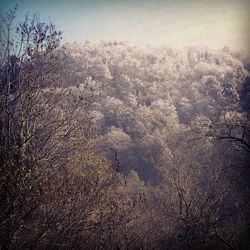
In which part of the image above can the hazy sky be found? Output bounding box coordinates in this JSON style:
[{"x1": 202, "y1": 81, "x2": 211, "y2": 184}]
[{"x1": 1, "y1": 0, "x2": 250, "y2": 50}]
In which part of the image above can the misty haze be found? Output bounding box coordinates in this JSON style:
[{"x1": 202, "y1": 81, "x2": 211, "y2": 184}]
[{"x1": 0, "y1": 1, "x2": 250, "y2": 249}]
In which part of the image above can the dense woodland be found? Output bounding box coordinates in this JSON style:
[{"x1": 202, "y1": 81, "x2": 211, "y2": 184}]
[{"x1": 0, "y1": 8, "x2": 250, "y2": 250}]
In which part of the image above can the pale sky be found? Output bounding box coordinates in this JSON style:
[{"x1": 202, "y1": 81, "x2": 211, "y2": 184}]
[{"x1": 1, "y1": 0, "x2": 250, "y2": 51}]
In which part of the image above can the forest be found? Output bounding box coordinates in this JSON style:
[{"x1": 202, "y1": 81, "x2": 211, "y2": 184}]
[{"x1": 0, "y1": 8, "x2": 250, "y2": 250}]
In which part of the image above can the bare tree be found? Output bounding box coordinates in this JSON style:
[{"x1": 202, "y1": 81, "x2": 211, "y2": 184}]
[
  {"x1": 0, "y1": 7, "x2": 103, "y2": 249},
  {"x1": 154, "y1": 134, "x2": 245, "y2": 249}
]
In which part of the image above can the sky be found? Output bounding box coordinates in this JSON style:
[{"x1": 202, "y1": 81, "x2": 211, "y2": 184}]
[{"x1": 1, "y1": 0, "x2": 250, "y2": 51}]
